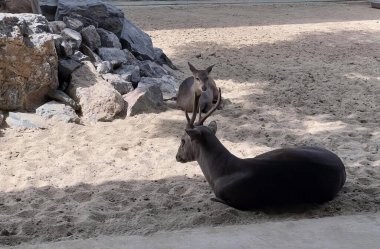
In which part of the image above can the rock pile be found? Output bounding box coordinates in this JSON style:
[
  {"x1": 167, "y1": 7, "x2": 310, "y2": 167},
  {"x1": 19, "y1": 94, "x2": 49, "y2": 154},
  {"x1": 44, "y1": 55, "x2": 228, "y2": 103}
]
[{"x1": 0, "y1": 0, "x2": 178, "y2": 128}]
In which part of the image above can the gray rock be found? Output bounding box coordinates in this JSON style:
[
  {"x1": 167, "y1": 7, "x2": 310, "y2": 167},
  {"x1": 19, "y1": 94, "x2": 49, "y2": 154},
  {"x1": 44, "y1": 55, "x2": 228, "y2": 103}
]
[
  {"x1": 124, "y1": 49, "x2": 139, "y2": 65},
  {"x1": 114, "y1": 64, "x2": 140, "y2": 85},
  {"x1": 81, "y1": 44, "x2": 102, "y2": 64},
  {"x1": 60, "y1": 40, "x2": 74, "y2": 57},
  {"x1": 67, "y1": 13, "x2": 99, "y2": 28},
  {"x1": 154, "y1": 47, "x2": 177, "y2": 70},
  {"x1": 96, "y1": 61, "x2": 112, "y2": 74},
  {"x1": 138, "y1": 60, "x2": 168, "y2": 78},
  {"x1": 61, "y1": 28, "x2": 82, "y2": 50},
  {"x1": 55, "y1": 0, "x2": 124, "y2": 36},
  {"x1": 36, "y1": 101, "x2": 79, "y2": 123},
  {"x1": 51, "y1": 34, "x2": 63, "y2": 56},
  {"x1": 120, "y1": 18, "x2": 155, "y2": 60},
  {"x1": 70, "y1": 51, "x2": 90, "y2": 62},
  {"x1": 40, "y1": 0, "x2": 58, "y2": 21},
  {"x1": 0, "y1": 14, "x2": 58, "y2": 111},
  {"x1": 139, "y1": 75, "x2": 178, "y2": 99},
  {"x1": 81, "y1": 25, "x2": 101, "y2": 51},
  {"x1": 97, "y1": 28, "x2": 122, "y2": 49},
  {"x1": 40, "y1": 0, "x2": 58, "y2": 6},
  {"x1": 49, "y1": 21, "x2": 66, "y2": 34},
  {"x1": 58, "y1": 59, "x2": 81, "y2": 85},
  {"x1": 67, "y1": 61, "x2": 124, "y2": 122},
  {"x1": 97, "y1": 47, "x2": 128, "y2": 64},
  {"x1": 6, "y1": 112, "x2": 47, "y2": 129},
  {"x1": 102, "y1": 73, "x2": 133, "y2": 95},
  {"x1": 63, "y1": 16, "x2": 84, "y2": 32},
  {"x1": 0, "y1": 111, "x2": 4, "y2": 126},
  {"x1": 110, "y1": 60, "x2": 123, "y2": 70},
  {"x1": 123, "y1": 83, "x2": 165, "y2": 117},
  {"x1": 47, "y1": 89, "x2": 80, "y2": 110}
]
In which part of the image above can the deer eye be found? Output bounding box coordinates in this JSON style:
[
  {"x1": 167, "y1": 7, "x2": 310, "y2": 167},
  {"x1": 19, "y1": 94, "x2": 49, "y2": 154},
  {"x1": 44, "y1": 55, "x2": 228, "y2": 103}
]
[
  {"x1": 181, "y1": 139, "x2": 185, "y2": 145},
  {"x1": 196, "y1": 77, "x2": 200, "y2": 81}
]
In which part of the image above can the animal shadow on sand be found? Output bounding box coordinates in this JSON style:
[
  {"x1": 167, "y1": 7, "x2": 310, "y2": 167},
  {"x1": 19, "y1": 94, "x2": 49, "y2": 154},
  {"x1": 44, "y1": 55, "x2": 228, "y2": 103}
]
[{"x1": 0, "y1": 172, "x2": 379, "y2": 246}]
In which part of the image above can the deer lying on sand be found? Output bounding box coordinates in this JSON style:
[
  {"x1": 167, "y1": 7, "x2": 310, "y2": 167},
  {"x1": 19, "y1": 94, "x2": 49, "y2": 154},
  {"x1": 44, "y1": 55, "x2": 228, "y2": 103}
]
[
  {"x1": 176, "y1": 90, "x2": 346, "y2": 210},
  {"x1": 176, "y1": 62, "x2": 218, "y2": 119},
  {"x1": 0, "y1": 0, "x2": 41, "y2": 14}
]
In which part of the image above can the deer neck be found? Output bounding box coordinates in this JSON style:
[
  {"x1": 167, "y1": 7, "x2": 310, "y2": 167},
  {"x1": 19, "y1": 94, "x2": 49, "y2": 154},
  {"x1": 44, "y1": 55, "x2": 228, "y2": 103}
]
[{"x1": 196, "y1": 135, "x2": 238, "y2": 188}]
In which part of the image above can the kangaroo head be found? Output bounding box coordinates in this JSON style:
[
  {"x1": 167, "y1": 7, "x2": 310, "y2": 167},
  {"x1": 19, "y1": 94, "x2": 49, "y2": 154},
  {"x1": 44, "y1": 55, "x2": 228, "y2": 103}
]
[
  {"x1": 176, "y1": 122, "x2": 218, "y2": 163},
  {"x1": 188, "y1": 62, "x2": 214, "y2": 93},
  {"x1": 176, "y1": 88, "x2": 221, "y2": 163}
]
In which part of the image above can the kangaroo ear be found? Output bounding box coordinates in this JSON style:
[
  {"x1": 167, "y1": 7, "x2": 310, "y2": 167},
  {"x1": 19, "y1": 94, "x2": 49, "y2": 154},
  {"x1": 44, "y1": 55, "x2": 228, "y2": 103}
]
[
  {"x1": 206, "y1": 64, "x2": 214, "y2": 74},
  {"x1": 208, "y1": 121, "x2": 217, "y2": 134},
  {"x1": 188, "y1": 62, "x2": 197, "y2": 74},
  {"x1": 185, "y1": 128, "x2": 202, "y2": 140}
]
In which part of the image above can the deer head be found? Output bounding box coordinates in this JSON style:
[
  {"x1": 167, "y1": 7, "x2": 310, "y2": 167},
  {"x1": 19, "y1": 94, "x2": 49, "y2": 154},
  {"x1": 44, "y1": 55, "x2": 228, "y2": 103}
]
[
  {"x1": 176, "y1": 88, "x2": 221, "y2": 163},
  {"x1": 188, "y1": 62, "x2": 214, "y2": 95}
]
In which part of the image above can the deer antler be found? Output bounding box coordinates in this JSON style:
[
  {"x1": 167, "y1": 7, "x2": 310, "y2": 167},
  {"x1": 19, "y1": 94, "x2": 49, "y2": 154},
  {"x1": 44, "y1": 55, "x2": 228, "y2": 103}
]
[
  {"x1": 185, "y1": 92, "x2": 201, "y2": 128},
  {"x1": 197, "y1": 88, "x2": 222, "y2": 126}
]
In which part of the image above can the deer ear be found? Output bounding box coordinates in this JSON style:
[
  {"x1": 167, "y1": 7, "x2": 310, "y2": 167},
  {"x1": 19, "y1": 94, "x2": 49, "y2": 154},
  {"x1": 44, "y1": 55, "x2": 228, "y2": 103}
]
[
  {"x1": 208, "y1": 121, "x2": 217, "y2": 134},
  {"x1": 185, "y1": 128, "x2": 202, "y2": 140},
  {"x1": 188, "y1": 62, "x2": 197, "y2": 74},
  {"x1": 206, "y1": 64, "x2": 214, "y2": 74}
]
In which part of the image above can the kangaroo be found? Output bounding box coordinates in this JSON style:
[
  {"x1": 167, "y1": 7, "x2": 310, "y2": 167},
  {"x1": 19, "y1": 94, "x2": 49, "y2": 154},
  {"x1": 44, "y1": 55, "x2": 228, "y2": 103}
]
[
  {"x1": 0, "y1": 0, "x2": 42, "y2": 14},
  {"x1": 176, "y1": 90, "x2": 346, "y2": 210},
  {"x1": 176, "y1": 62, "x2": 218, "y2": 117}
]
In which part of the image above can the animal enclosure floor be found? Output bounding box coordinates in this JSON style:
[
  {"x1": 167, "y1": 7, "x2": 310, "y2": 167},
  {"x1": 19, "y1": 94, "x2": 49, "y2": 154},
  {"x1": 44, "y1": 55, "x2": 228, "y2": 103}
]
[
  {"x1": 0, "y1": 1, "x2": 379, "y2": 247},
  {"x1": 12, "y1": 213, "x2": 380, "y2": 249}
]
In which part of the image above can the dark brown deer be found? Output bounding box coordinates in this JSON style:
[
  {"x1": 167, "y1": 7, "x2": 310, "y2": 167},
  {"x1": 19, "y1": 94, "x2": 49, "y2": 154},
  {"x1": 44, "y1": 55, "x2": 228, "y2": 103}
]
[
  {"x1": 176, "y1": 90, "x2": 346, "y2": 210},
  {"x1": 176, "y1": 62, "x2": 218, "y2": 119}
]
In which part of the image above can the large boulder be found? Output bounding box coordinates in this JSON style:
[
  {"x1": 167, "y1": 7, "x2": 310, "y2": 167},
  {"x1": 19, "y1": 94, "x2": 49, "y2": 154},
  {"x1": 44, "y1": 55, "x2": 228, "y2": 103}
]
[
  {"x1": 154, "y1": 47, "x2": 177, "y2": 70},
  {"x1": 120, "y1": 18, "x2": 155, "y2": 61},
  {"x1": 36, "y1": 101, "x2": 79, "y2": 123},
  {"x1": 40, "y1": 0, "x2": 58, "y2": 21},
  {"x1": 61, "y1": 28, "x2": 82, "y2": 51},
  {"x1": 138, "y1": 76, "x2": 178, "y2": 99},
  {"x1": 123, "y1": 82, "x2": 165, "y2": 117},
  {"x1": 63, "y1": 16, "x2": 84, "y2": 32},
  {"x1": 97, "y1": 47, "x2": 128, "y2": 64},
  {"x1": 138, "y1": 60, "x2": 169, "y2": 78},
  {"x1": 58, "y1": 59, "x2": 81, "y2": 85},
  {"x1": 102, "y1": 73, "x2": 133, "y2": 95},
  {"x1": 55, "y1": 0, "x2": 124, "y2": 36},
  {"x1": 81, "y1": 25, "x2": 101, "y2": 51},
  {"x1": 70, "y1": 51, "x2": 90, "y2": 63},
  {"x1": 96, "y1": 28, "x2": 122, "y2": 49},
  {"x1": 96, "y1": 61, "x2": 112, "y2": 74},
  {"x1": 48, "y1": 21, "x2": 66, "y2": 34},
  {"x1": 81, "y1": 44, "x2": 102, "y2": 64},
  {"x1": 0, "y1": 14, "x2": 59, "y2": 111},
  {"x1": 113, "y1": 64, "x2": 141, "y2": 86},
  {"x1": 67, "y1": 61, "x2": 124, "y2": 122},
  {"x1": 5, "y1": 112, "x2": 47, "y2": 129},
  {"x1": 47, "y1": 89, "x2": 80, "y2": 110}
]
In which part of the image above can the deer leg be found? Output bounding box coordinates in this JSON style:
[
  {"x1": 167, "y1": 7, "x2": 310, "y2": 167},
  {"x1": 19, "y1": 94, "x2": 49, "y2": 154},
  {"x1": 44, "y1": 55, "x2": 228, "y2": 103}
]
[{"x1": 198, "y1": 103, "x2": 202, "y2": 123}]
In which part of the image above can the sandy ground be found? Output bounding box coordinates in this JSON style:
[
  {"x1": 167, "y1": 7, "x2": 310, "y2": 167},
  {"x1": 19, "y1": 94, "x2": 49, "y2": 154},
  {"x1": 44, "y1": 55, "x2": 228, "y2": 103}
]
[{"x1": 0, "y1": 1, "x2": 380, "y2": 247}]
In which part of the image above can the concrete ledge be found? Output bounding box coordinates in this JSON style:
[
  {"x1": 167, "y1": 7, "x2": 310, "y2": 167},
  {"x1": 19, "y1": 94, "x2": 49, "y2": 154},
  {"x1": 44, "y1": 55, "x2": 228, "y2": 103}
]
[
  {"x1": 108, "y1": 0, "x2": 364, "y2": 6},
  {"x1": 12, "y1": 213, "x2": 380, "y2": 249}
]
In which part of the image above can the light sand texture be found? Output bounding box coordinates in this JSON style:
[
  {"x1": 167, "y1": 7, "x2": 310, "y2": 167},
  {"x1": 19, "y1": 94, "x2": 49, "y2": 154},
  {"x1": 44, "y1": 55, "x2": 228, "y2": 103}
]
[{"x1": 0, "y1": 2, "x2": 379, "y2": 246}]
